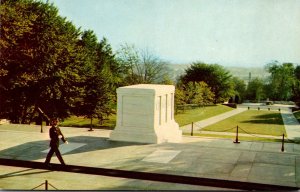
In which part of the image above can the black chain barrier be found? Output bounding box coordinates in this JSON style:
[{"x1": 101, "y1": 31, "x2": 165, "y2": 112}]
[
  {"x1": 31, "y1": 183, "x2": 44, "y2": 190},
  {"x1": 237, "y1": 126, "x2": 282, "y2": 139},
  {"x1": 31, "y1": 180, "x2": 58, "y2": 190},
  {"x1": 191, "y1": 122, "x2": 285, "y2": 141},
  {"x1": 49, "y1": 182, "x2": 59, "y2": 190},
  {"x1": 190, "y1": 122, "x2": 294, "y2": 152},
  {"x1": 228, "y1": 126, "x2": 294, "y2": 152},
  {"x1": 192, "y1": 123, "x2": 236, "y2": 133}
]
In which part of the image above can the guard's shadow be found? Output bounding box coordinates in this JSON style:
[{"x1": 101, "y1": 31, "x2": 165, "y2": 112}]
[
  {"x1": 0, "y1": 136, "x2": 144, "y2": 161},
  {"x1": 0, "y1": 168, "x2": 52, "y2": 179}
]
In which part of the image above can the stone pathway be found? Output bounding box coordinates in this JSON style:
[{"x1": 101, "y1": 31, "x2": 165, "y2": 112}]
[{"x1": 281, "y1": 110, "x2": 300, "y2": 141}]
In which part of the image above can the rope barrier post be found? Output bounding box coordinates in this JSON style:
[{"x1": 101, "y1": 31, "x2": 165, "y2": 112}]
[
  {"x1": 191, "y1": 122, "x2": 194, "y2": 136},
  {"x1": 88, "y1": 117, "x2": 94, "y2": 132},
  {"x1": 233, "y1": 126, "x2": 240, "y2": 144},
  {"x1": 281, "y1": 134, "x2": 285, "y2": 152},
  {"x1": 40, "y1": 115, "x2": 43, "y2": 133},
  {"x1": 45, "y1": 180, "x2": 48, "y2": 190}
]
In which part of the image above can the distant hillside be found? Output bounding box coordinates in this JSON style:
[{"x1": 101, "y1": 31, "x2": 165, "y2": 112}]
[
  {"x1": 166, "y1": 64, "x2": 190, "y2": 81},
  {"x1": 167, "y1": 64, "x2": 270, "y2": 83},
  {"x1": 225, "y1": 66, "x2": 270, "y2": 83}
]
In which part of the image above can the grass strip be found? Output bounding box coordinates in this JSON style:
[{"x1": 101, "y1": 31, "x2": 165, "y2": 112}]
[
  {"x1": 174, "y1": 104, "x2": 234, "y2": 126},
  {"x1": 60, "y1": 114, "x2": 116, "y2": 129},
  {"x1": 201, "y1": 110, "x2": 286, "y2": 136}
]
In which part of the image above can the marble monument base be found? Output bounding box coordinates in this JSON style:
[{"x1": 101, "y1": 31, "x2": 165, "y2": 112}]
[{"x1": 110, "y1": 84, "x2": 182, "y2": 144}]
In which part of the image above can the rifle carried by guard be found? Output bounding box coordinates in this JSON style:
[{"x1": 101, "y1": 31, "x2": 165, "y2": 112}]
[{"x1": 37, "y1": 107, "x2": 50, "y2": 133}]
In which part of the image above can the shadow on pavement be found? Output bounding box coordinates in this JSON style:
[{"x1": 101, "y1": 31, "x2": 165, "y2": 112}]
[
  {"x1": 0, "y1": 136, "x2": 145, "y2": 161},
  {"x1": 0, "y1": 168, "x2": 52, "y2": 179},
  {"x1": 0, "y1": 158, "x2": 298, "y2": 191}
]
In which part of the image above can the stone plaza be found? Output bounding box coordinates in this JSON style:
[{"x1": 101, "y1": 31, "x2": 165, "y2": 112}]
[{"x1": 1, "y1": 123, "x2": 300, "y2": 190}]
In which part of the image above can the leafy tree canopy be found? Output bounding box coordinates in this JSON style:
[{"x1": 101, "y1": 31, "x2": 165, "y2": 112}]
[
  {"x1": 175, "y1": 81, "x2": 214, "y2": 106},
  {"x1": 180, "y1": 62, "x2": 234, "y2": 103},
  {"x1": 0, "y1": 0, "x2": 117, "y2": 123},
  {"x1": 265, "y1": 61, "x2": 295, "y2": 101},
  {"x1": 244, "y1": 77, "x2": 266, "y2": 102}
]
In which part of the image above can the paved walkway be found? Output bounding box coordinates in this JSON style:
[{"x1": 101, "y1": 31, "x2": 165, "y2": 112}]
[
  {"x1": 180, "y1": 108, "x2": 247, "y2": 132},
  {"x1": 281, "y1": 110, "x2": 300, "y2": 141},
  {"x1": 1, "y1": 124, "x2": 300, "y2": 190}
]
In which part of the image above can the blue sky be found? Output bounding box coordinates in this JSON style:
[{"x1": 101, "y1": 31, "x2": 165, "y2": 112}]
[{"x1": 47, "y1": 0, "x2": 300, "y2": 67}]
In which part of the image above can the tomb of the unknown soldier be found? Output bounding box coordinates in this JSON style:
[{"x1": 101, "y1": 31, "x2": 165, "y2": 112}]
[{"x1": 110, "y1": 84, "x2": 182, "y2": 144}]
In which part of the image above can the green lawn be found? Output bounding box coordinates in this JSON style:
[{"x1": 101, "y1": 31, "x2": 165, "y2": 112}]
[
  {"x1": 174, "y1": 104, "x2": 234, "y2": 126},
  {"x1": 60, "y1": 114, "x2": 116, "y2": 129},
  {"x1": 60, "y1": 104, "x2": 233, "y2": 129},
  {"x1": 202, "y1": 110, "x2": 286, "y2": 136}
]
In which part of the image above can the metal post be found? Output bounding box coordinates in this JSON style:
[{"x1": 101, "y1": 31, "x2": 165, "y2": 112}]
[
  {"x1": 233, "y1": 126, "x2": 240, "y2": 144},
  {"x1": 88, "y1": 117, "x2": 94, "y2": 131},
  {"x1": 45, "y1": 180, "x2": 48, "y2": 190},
  {"x1": 281, "y1": 134, "x2": 285, "y2": 152},
  {"x1": 40, "y1": 115, "x2": 43, "y2": 133},
  {"x1": 191, "y1": 122, "x2": 194, "y2": 136}
]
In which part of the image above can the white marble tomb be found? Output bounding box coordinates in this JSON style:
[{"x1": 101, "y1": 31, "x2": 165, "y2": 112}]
[{"x1": 109, "y1": 84, "x2": 182, "y2": 144}]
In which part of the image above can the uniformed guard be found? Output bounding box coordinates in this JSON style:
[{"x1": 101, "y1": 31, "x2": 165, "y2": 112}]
[{"x1": 45, "y1": 118, "x2": 68, "y2": 166}]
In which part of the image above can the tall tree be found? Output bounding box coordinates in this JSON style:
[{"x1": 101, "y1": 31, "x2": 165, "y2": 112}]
[
  {"x1": 231, "y1": 77, "x2": 246, "y2": 103},
  {"x1": 73, "y1": 31, "x2": 117, "y2": 126},
  {"x1": 291, "y1": 65, "x2": 300, "y2": 102},
  {"x1": 116, "y1": 44, "x2": 140, "y2": 85},
  {"x1": 265, "y1": 61, "x2": 295, "y2": 100},
  {"x1": 180, "y1": 62, "x2": 234, "y2": 103},
  {"x1": 139, "y1": 48, "x2": 170, "y2": 83},
  {"x1": 0, "y1": 0, "x2": 83, "y2": 122},
  {"x1": 116, "y1": 44, "x2": 171, "y2": 85},
  {"x1": 0, "y1": 0, "x2": 37, "y2": 121},
  {"x1": 244, "y1": 78, "x2": 266, "y2": 102}
]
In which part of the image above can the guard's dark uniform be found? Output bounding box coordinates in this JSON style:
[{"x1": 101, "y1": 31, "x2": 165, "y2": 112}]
[{"x1": 45, "y1": 125, "x2": 67, "y2": 165}]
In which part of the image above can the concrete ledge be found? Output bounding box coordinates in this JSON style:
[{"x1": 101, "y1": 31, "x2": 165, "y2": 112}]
[{"x1": 0, "y1": 158, "x2": 298, "y2": 191}]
